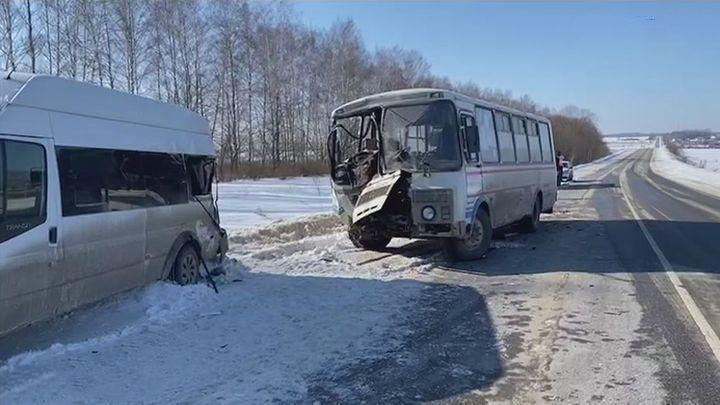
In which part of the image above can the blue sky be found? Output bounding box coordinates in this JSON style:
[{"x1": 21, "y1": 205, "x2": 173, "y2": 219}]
[{"x1": 294, "y1": 1, "x2": 720, "y2": 134}]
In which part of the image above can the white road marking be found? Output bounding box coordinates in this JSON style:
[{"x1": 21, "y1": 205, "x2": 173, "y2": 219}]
[{"x1": 618, "y1": 157, "x2": 720, "y2": 362}]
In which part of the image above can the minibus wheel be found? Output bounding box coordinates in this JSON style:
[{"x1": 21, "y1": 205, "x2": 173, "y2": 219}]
[
  {"x1": 446, "y1": 208, "x2": 492, "y2": 261},
  {"x1": 172, "y1": 244, "x2": 201, "y2": 285},
  {"x1": 519, "y1": 195, "x2": 542, "y2": 233}
]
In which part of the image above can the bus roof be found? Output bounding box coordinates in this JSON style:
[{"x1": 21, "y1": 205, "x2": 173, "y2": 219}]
[
  {"x1": 0, "y1": 72, "x2": 214, "y2": 155},
  {"x1": 331, "y1": 88, "x2": 551, "y2": 123}
]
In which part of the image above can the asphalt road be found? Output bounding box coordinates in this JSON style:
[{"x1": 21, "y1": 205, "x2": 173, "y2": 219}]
[{"x1": 304, "y1": 147, "x2": 720, "y2": 404}]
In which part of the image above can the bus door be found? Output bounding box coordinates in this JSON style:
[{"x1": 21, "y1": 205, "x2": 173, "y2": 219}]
[{"x1": 460, "y1": 112, "x2": 483, "y2": 222}]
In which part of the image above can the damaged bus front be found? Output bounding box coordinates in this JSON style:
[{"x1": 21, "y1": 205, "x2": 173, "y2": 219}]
[
  {"x1": 328, "y1": 91, "x2": 481, "y2": 258},
  {"x1": 328, "y1": 89, "x2": 558, "y2": 260}
]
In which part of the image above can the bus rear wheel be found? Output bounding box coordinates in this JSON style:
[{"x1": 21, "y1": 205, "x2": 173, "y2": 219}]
[
  {"x1": 519, "y1": 195, "x2": 541, "y2": 233},
  {"x1": 447, "y1": 208, "x2": 492, "y2": 261},
  {"x1": 172, "y1": 244, "x2": 200, "y2": 285}
]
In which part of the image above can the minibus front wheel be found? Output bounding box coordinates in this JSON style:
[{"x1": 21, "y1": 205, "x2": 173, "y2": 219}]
[
  {"x1": 446, "y1": 208, "x2": 492, "y2": 261},
  {"x1": 172, "y1": 244, "x2": 201, "y2": 285}
]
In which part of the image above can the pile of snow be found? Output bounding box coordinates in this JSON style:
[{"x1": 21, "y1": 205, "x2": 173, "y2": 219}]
[
  {"x1": 681, "y1": 148, "x2": 720, "y2": 173},
  {"x1": 217, "y1": 176, "x2": 334, "y2": 233},
  {"x1": 651, "y1": 143, "x2": 720, "y2": 196}
]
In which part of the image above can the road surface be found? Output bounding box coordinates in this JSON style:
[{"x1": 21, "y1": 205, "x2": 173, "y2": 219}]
[{"x1": 303, "y1": 146, "x2": 720, "y2": 404}]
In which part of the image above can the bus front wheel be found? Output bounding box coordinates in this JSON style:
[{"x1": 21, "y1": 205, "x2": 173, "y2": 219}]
[
  {"x1": 447, "y1": 208, "x2": 492, "y2": 261},
  {"x1": 348, "y1": 224, "x2": 391, "y2": 250}
]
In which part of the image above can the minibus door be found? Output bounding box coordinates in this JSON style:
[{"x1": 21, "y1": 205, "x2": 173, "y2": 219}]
[{"x1": 0, "y1": 136, "x2": 63, "y2": 334}]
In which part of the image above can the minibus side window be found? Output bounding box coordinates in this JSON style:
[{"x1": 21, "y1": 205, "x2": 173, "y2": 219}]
[
  {"x1": 476, "y1": 107, "x2": 499, "y2": 163},
  {"x1": 186, "y1": 155, "x2": 215, "y2": 196},
  {"x1": 512, "y1": 116, "x2": 530, "y2": 163},
  {"x1": 58, "y1": 147, "x2": 189, "y2": 216},
  {"x1": 527, "y1": 120, "x2": 542, "y2": 163},
  {"x1": 539, "y1": 122, "x2": 554, "y2": 162},
  {"x1": 0, "y1": 140, "x2": 47, "y2": 243},
  {"x1": 494, "y1": 111, "x2": 515, "y2": 163}
]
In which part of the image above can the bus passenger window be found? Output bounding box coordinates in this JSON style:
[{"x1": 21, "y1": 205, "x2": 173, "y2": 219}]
[
  {"x1": 527, "y1": 121, "x2": 542, "y2": 162},
  {"x1": 495, "y1": 111, "x2": 515, "y2": 163},
  {"x1": 512, "y1": 116, "x2": 530, "y2": 163},
  {"x1": 476, "y1": 107, "x2": 499, "y2": 163},
  {"x1": 0, "y1": 140, "x2": 47, "y2": 243}
]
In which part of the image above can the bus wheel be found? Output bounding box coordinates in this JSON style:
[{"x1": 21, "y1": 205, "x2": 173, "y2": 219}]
[
  {"x1": 447, "y1": 208, "x2": 492, "y2": 261},
  {"x1": 172, "y1": 244, "x2": 200, "y2": 285},
  {"x1": 348, "y1": 224, "x2": 391, "y2": 250},
  {"x1": 520, "y1": 195, "x2": 542, "y2": 233}
]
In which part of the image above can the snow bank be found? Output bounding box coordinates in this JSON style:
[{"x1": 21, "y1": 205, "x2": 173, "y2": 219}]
[
  {"x1": 651, "y1": 142, "x2": 720, "y2": 196},
  {"x1": 217, "y1": 176, "x2": 334, "y2": 233},
  {"x1": 681, "y1": 148, "x2": 720, "y2": 173}
]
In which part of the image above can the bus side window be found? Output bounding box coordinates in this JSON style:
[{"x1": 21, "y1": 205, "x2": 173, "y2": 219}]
[
  {"x1": 460, "y1": 113, "x2": 479, "y2": 162},
  {"x1": 512, "y1": 116, "x2": 530, "y2": 163},
  {"x1": 538, "y1": 122, "x2": 554, "y2": 163},
  {"x1": 495, "y1": 111, "x2": 515, "y2": 163},
  {"x1": 476, "y1": 107, "x2": 499, "y2": 163},
  {"x1": 527, "y1": 120, "x2": 542, "y2": 163}
]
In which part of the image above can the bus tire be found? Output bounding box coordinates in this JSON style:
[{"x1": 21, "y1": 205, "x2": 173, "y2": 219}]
[
  {"x1": 348, "y1": 225, "x2": 391, "y2": 250},
  {"x1": 519, "y1": 195, "x2": 542, "y2": 233},
  {"x1": 446, "y1": 208, "x2": 492, "y2": 261},
  {"x1": 172, "y1": 244, "x2": 201, "y2": 285}
]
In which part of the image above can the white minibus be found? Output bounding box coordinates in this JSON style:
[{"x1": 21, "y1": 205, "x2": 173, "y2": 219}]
[
  {"x1": 0, "y1": 73, "x2": 227, "y2": 336},
  {"x1": 327, "y1": 88, "x2": 557, "y2": 260}
]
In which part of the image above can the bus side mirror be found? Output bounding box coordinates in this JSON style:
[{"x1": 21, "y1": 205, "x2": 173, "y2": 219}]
[{"x1": 466, "y1": 125, "x2": 479, "y2": 154}]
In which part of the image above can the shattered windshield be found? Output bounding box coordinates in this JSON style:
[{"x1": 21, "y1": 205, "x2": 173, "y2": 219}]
[{"x1": 382, "y1": 100, "x2": 461, "y2": 172}]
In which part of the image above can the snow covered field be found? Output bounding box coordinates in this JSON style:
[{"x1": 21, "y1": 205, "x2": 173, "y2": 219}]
[
  {"x1": 217, "y1": 176, "x2": 334, "y2": 233},
  {"x1": 681, "y1": 148, "x2": 720, "y2": 173},
  {"x1": 604, "y1": 136, "x2": 653, "y2": 152}
]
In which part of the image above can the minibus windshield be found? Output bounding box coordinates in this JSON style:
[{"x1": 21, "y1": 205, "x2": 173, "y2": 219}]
[{"x1": 382, "y1": 100, "x2": 461, "y2": 172}]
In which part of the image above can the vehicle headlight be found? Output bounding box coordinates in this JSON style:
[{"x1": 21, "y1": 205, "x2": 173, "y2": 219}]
[{"x1": 421, "y1": 206, "x2": 436, "y2": 221}]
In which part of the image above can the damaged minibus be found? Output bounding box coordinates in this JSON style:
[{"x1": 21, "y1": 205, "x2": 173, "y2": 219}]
[
  {"x1": 0, "y1": 73, "x2": 227, "y2": 336},
  {"x1": 328, "y1": 89, "x2": 557, "y2": 260}
]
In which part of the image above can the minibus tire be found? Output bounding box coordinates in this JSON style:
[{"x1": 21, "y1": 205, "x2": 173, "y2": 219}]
[
  {"x1": 172, "y1": 244, "x2": 201, "y2": 285},
  {"x1": 446, "y1": 209, "x2": 492, "y2": 261},
  {"x1": 519, "y1": 195, "x2": 542, "y2": 233}
]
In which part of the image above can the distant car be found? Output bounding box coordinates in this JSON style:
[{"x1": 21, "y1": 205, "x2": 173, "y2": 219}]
[{"x1": 561, "y1": 160, "x2": 574, "y2": 181}]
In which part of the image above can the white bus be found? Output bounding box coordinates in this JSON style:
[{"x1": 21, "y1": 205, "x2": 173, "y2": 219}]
[
  {"x1": 327, "y1": 88, "x2": 557, "y2": 260},
  {"x1": 0, "y1": 73, "x2": 227, "y2": 336}
]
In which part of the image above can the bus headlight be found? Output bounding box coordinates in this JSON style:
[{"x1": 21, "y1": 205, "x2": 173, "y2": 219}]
[{"x1": 421, "y1": 206, "x2": 436, "y2": 221}]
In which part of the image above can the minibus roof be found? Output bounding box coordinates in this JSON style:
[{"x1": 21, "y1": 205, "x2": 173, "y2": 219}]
[
  {"x1": 331, "y1": 88, "x2": 551, "y2": 123},
  {"x1": 0, "y1": 72, "x2": 214, "y2": 155}
]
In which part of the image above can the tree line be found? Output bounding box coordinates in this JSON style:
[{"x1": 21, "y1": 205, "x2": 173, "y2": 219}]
[{"x1": 1, "y1": 0, "x2": 608, "y2": 178}]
